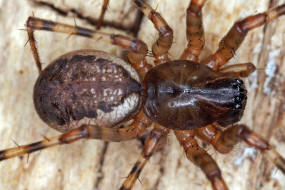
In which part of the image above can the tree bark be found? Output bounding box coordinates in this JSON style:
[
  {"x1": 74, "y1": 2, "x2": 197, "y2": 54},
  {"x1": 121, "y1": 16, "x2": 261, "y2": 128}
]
[{"x1": 0, "y1": 0, "x2": 285, "y2": 190}]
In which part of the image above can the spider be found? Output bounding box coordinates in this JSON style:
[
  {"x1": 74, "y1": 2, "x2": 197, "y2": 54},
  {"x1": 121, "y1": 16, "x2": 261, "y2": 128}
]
[{"x1": 1, "y1": 0, "x2": 285, "y2": 190}]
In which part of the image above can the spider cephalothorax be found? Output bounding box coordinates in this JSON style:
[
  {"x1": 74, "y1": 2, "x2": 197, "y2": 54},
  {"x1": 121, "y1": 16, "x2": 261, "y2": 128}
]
[
  {"x1": 143, "y1": 60, "x2": 247, "y2": 130},
  {"x1": 1, "y1": 0, "x2": 285, "y2": 190}
]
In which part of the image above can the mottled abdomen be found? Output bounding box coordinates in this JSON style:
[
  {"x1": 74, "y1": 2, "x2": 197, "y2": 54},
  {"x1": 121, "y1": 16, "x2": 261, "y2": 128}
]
[
  {"x1": 34, "y1": 50, "x2": 141, "y2": 132},
  {"x1": 143, "y1": 60, "x2": 247, "y2": 130}
]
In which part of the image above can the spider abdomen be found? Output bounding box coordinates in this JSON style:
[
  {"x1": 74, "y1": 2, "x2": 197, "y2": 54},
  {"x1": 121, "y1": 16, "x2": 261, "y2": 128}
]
[
  {"x1": 143, "y1": 60, "x2": 247, "y2": 130},
  {"x1": 33, "y1": 50, "x2": 142, "y2": 133}
]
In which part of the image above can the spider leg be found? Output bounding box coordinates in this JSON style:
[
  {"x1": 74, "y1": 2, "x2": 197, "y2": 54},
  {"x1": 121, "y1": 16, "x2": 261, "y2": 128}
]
[
  {"x1": 202, "y1": 4, "x2": 285, "y2": 71},
  {"x1": 196, "y1": 124, "x2": 238, "y2": 154},
  {"x1": 27, "y1": 27, "x2": 42, "y2": 73},
  {"x1": 219, "y1": 62, "x2": 256, "y2": 77},
  {"x1": 133, "y1": 0, "x2": 173, "y2": 64},
  {"x1": 196, "y1": 124, "x2": 285, "y2": 173},
  {"x1": 96, "y1": 0, "x2": 109, "y2": 29},
  {"x1": 180, "y1": 0, "x2": 206, "y2": 62},
  {"x1": 0, "y1": 110, "x2": 151, "y2": 161},
  {"x1": 119, "y1": 124, "x2": 169, "y2": 190},
  {"x1": 0, "y1": 125, "x2": 89, "y2": 161},
  {"x1": 175, "y1": 130, "x2": 229, "y2": 190},
  {"x1": 26, "y1": 17, "x2": 152, "y2": 77}
]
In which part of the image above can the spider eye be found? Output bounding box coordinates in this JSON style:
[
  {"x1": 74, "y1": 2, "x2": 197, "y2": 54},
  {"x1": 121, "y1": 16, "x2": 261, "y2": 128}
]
[
  {"x1": 235, "y1": 104, "x2": 242, "y2": 109},
  {"x1": 236, "y1": 78, "x2": 243, "y2": 84},
  {"x1": 231, "y1": 79, "x2": 244, "y2": 89},
  {"x1": 231, "y1": 78, "x2": 247, "y2": 110}
]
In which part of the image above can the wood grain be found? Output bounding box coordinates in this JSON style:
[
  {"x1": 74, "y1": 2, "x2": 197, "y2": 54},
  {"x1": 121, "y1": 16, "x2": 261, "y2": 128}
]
[{"x1": 0, "y1": 0, "x2": 285, "y2": 190}]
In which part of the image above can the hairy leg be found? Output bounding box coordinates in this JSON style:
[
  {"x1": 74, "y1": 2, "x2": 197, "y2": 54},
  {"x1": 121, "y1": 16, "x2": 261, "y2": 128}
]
[
  {"x1": 180, "y1": 0, "x2": 206, "y2": 62},
  {"x1": 97, "y1": 0, "x2": 109, "y2": 29},
  {"x1": 196, "y1": 124, "x2": 285, "y2": 173},
  {"x1": 27, "y1": 28, "x2": 42, "y2": 73},
  {"x1": 0, "y1": 110, "x2": 151, "y2": 161},
  {"x1": 175, "y1": 130, "x2": 228, "y2": 190},
  {"x1": 0, "y1": 125, "x2": 89, "y2": 161},
  {"x1": 133, "y1": 0, "x2": 173, "y2": 64},
  {"x1": 119, "y1": 124, "x2": 169, "y2": 190},
  {"x1": 26, "y1": 16, "x2": 152, "y2": 77},
  {"x1": 202, "y1": 4, "x2": 285, "y2": 70},
  {"x1": 219, "y1": 62, "x2": 256, "y2": 77}
]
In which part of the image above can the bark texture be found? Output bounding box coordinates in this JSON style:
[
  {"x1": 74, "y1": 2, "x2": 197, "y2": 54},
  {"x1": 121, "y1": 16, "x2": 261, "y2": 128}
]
[{"x1": 0, "y1": 0, "x2": 285, "y2": 190}]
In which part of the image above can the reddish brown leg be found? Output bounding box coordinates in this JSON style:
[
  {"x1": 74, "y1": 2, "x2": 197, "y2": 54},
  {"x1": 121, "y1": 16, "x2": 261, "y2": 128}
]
[
  {"x1": 196, "y1": 124, "x2": 285, "y2": 173},
  {"x1": 0, "y1": 110, "x2": 152, "y2": 161},
  {"x1": 26, "y1": 17, "x2": 152, "y2": 77},
  {"x1": 133, "y1": 0, "x2": 173, "y2": 64},
  {"x1": 119, "y1": 124, "x2": 169, "y2": 190},
  {"x1": 219, "y1": 62, "x2": 256, "y2": 77},
  {"x1": 27, "y1": 28, "x2": 42, "y2": 73},
  {"x1": 180, "y1": 0, "x2": 206, "y2": 62},
  {"x1": 175, "y1": 130, "x2": 228, "y2": 190},
  {"x1": 196, "y1": 124, "x2": 233, "y2": 154},
  {"x1": 0, "y1": 125, "x2": 89, "y2": 161},
  {"x1": 202, "y1": 4, "x2": 285, "y2": 70},
  {"x1": 96, "y1": 0, "x2": 109, "y2": 29}
]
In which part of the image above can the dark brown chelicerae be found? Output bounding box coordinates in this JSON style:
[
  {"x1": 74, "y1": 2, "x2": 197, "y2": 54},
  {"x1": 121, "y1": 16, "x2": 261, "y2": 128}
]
[{"x1": 1, "y1": 0, "x2": 285, "y2": 190}]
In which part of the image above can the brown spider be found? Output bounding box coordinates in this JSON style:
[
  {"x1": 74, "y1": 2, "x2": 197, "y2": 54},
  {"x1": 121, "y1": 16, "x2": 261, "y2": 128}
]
[{"x1": 1, "y1": 0, "x2": 285, "y2": 190}]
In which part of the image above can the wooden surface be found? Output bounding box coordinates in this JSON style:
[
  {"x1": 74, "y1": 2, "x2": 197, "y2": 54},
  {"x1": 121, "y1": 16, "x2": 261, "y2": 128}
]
[{"x1": 0, "y1": 0, "x2": 285, "y2": 190}]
